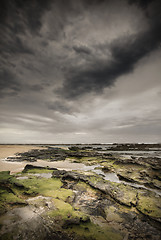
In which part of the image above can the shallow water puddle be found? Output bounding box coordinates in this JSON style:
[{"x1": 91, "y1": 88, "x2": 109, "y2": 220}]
[
  {"x1": 16, "y1": 176, "x2": 29, "y2": 180},
  {"x1": 16, "y1": 173, "x2": 53, "y2": 179},
  {"x1": 90, "y1": 166, "x2": 161, "y2": 196},
  {"x1": 103, "y1": 172, "x2": 120, "y2": 182},
  {"x1": 1, "y1": 157, "x2": 161, "y2": 196},
  {"x1": 29, "y1": 173, "x2": 53, "y2": 178}
]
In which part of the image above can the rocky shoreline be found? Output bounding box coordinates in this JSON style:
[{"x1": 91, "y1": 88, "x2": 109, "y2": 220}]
[{"x1": 0, "y1": 145, "x2": 161, "y2": 240}]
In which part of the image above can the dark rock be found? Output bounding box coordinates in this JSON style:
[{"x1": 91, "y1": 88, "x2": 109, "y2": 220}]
[
  {"x1": 52, "y1": 170, "x2": 67, "y2": 178},
  {"x1": 68, "y1": 146, "x2": 80, "y2": 151},
  {"x1": 23, "y1": 164, "x2": 57, "y2": 173},
  {"x1": 14, "y1": 182, "x2": 25, "y2": 188},
  {"x1": 102, "y1": 166, "x2": 112, "y2": 172},
  {"x1": 62, "y1": 217, "x2": 80, "y2": 229},
  {"x1": 117, "y1": 173, "x2": 136, "y2": 183}
]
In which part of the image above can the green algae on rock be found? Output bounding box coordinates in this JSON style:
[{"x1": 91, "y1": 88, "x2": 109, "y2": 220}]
[
  {"x1": 47, "y1": 198, "x2": 89, "y2": 223},
  {"x1": 136, "y1": 190, "x2": 161, "y2": 222},
  {"x1": 0, "y1": 171, "x2": 27, "y2": 215},
  {"x1": 1, "y1": 152, "x2": 161, "y2": 240},
  {"x1": 66, "y1": 221, "x2": 123, "y2": 240}
]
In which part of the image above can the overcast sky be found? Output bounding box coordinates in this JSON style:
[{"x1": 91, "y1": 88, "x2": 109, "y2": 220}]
[{"x1": 0, "y1": 0, "x2": 161, "y2": 144}]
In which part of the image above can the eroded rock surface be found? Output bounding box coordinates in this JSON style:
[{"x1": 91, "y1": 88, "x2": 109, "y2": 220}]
[
  {"x1": 0, "y1": 163, "x2": 161, "y2": 240},
  {"x1": 1, "y1": 144, "x2": 161, "y2": 240}
]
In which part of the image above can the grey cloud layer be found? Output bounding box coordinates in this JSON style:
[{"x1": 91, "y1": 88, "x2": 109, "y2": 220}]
[
  {"x1": 0, "y1": 0, "x2": 161, "y2": 143},
  {"x1": 1, "y1": 0, "x2": 160, "y2": 99},
  {"x1": 60, "y1": 1, "x2": 161, "y2": 99}
]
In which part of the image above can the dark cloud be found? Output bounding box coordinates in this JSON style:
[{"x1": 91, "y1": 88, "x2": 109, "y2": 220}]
[
  {"x1": 46, "y1": 100, "x2": 76, "y2": 114},
  {"x1": 128, "y1": 0, "x2": 154, "y2": 9},
  {"x1": 0, "y1": 0, "x2": 52, "y2": 33},
  {"x1": 73, "y1": 45, "x2": 91, "y2": 55},
  {"x1": 0, "y1": 35, "x2": 33, "y2": 55},
  {"x1": 0, "y1": 0, "x2": 161, "y2": 143},
  {"x1": 0, "y1": 69, "x2": 20, "y2": 94},
  {"x1": 0, "y1": 0, "x2": 51, "y2": 58},
  {"x1": 1, "y1": 0, "x2": 160, "y2": 99},
  {"x1": 59, "y1": 0, "x2": 161, "y2": 99},
  {"x1": 1, "y1": 0, "x2": 161, "y2": 101},
  {"x1": 30, "y1": 84, "x2": 44, "y2": 92}
]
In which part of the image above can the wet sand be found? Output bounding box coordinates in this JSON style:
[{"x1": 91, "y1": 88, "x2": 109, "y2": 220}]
[
  {"x1": 0, "y1": 145, "x2": 46, "y2": 173},
  {"x1": 0, "y1": 145, "x2": 86, "y2": 174},
  {"x1": 0, "y1": 145, "x2": 46, "y2": 159}
]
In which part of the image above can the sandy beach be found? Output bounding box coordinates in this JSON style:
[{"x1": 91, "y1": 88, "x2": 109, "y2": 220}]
[
  {"x1": 0, "y1": 145, "x2": 46, "y2": 173},
  {"x1": 0, "y1": 145, "x2": 45, "y2": 159},
  {"x1": 0, "y1": 145, "x2": 84, "y2": 174}
]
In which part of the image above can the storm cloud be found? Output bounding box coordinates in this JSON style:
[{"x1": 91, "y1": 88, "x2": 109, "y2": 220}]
[
  {"x1": 60, "y1": 0, "x2": 161, "y2": 99},
  {"x1": 0, "y1": 0, "x2": 161, "y2": 143}
]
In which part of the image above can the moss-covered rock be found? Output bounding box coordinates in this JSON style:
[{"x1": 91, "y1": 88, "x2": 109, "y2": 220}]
[
  {"x1": 0, "y1": 171, "x2": 11, "y2": 183},
  {"x1": 47, "y1": 198, "x2": 89, "y2": 223},
  {"x1": 136, "y1": 191, "x2": 161, "y2": 222},
  {"x1": 0, "y1": 171, "x2": 27, "y2": 214},
  {"x1": 105, "y1": 206, "x2": 123, "y2": 223},
  {"x1": 0, "y1": 159, "x2": 161, "y2": 240},
  {"x1": 66, "y1": 221, "x2": 123, "y2": 240},
  {"x1": 16, "y1": 175, "x2": 73, "y2": 201}
]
